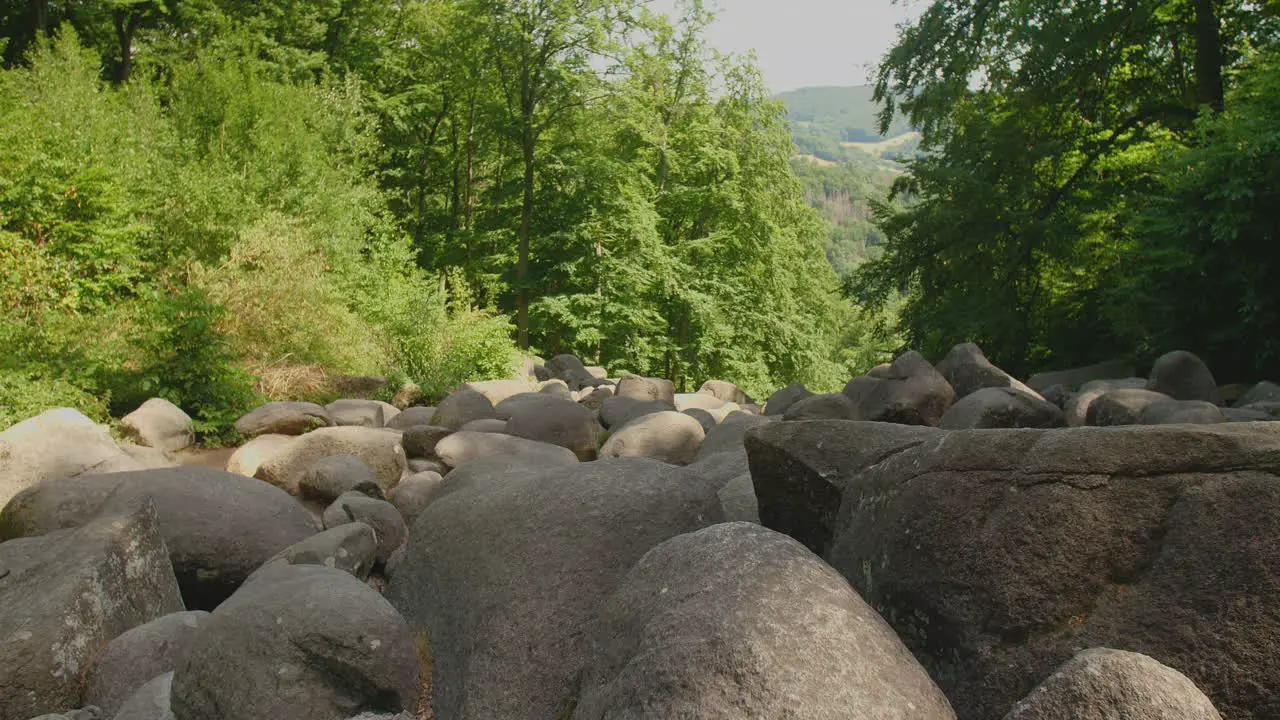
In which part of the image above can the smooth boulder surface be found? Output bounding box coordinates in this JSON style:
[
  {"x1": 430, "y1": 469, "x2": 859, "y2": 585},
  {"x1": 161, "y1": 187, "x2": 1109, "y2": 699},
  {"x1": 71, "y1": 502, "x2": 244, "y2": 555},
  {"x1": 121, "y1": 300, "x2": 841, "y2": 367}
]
[
  {"x1": 388, "y1": 471, "x2": 444, "y2": 527},
  {"x1": 84, "y1": 611, "x2": 208, "y2": 717},
  {"x1": 1146, "y1": 350, "x2": 1222, "y2": 405},
  {"x1": 458, "y1": 418, "x2": 508, "y2": 433},
  {"x1": 461, "y1": 378, "x2": 536, "y2": 406},
  {"x1": 860, "y1": 351, "x2": 957, "y2": 426},
  {"x1": 1086, "y1": 388, "x2": 1172, "y2": 426},
  {"x1": 224, "y1": 433, "x2": 292, "y2": 477},
  {"x1": 400, "y1": 424, "x2": 453, "y2": 459},
  {"x1": 434, "y1": 430, "x2": 578, "y2": 469},
  {"x1": 935, "y1": 342, "x2": 1025, "y2": 398},
  {"x1": 545, "y1": 354, "x2": 595, "y2": 390},
  {"x1": 674, "y1": 393, "x2": 726, "y2": 412},
  {"x1": 698, "y1": 379, "x2": 751, "y2": 404},
  {"x1": 420, "y1": 453, "x2": 575, "y2": 508},
  {"x1": 298, "y1": 454, "x2": 383, "y2": 503},
  {"x1": 614, "y1": 375, "x2": 677, "y2": 407},
  {"x1": 325, "y1": 399, "x2": 387, "y2": 428},
  {"x1": 770, "y1": 422, "x2": 1280, "y2": 719},
  {"x1": 255, "y1": 426, "x2": 407, "y2": 494},
  {"x1": 387, "y1": 458, "x2": 723, "y2": 720},
  {"x1": 0, "y1": 408, "x2": 130, "y2": 508},
  {"x1": 694, "y1": 413, "x2": 772, "y2": 461},
  {"x1": 1, "y1": 467, "x2": 318, "y2": 610},
  {"x1": 716, "y1": 474, "x2": 760, "y2": 523},
  {"x1": 782, "y1": 392, "x2": 858, "y2": 421},
  {"x1": 119, "y1": 398, "x2": 194, "y2": 453},
  {"x1": 503, "y1": 394, "x2": 599, "y2": 461},
  {"x1": 233, "y1": 401, "x2": 333, "y2": 437},
  {"x1": 573, "y1": 523, "x2": 956, "y2": 720},
  {"x1": 171, "y1": 565, "x2": 420, "y2": 720},
  {"x1": 599, "y1": 410, "x2": 706, "y2": 465},
  {"x1": 1026, "y1": 359, "x2": 1136, "y2": 394},
  {"x1": 250, "y1": 522, "x2": 379, "y2": 582},
  {"x1": 745, "y1": 420, "x2": 938, "y2": 555},
  {"x1": 763, "y1": 382, "x2": 813, "y2": 416},
  {"x1": 1064, "y1": 378, "x2": 1148, "y2": 426},
  {"x1": 384, "y1": 406, "x2": 437, "y2": 430},
  {"x1": 1238, "y1": 380, "x2": 1280, "y2": 407},
  {"x1": 683, "y1": 408, "x2": 717, "y2": 434},
  {"x1": 598, "y1": 395, "x2": 668, "y2": 429},
  {"x1": 939, "y1": 386, "x2": 1066, "y2": 429},
  {"x1": 1139, "y1": 399, "x2": 1227, "y2": 425},
  {"x1": 842, "y1": 374, "x2": 882, "y2": 409},
  {"x1": 111, "y1": 673, "x2": 174, "y2": 720},
  {"x1": 1004, "y1": 648, "x2": 1222, "y2": 720},
  {"x1": 430, "y1": 388, "x2": 498, "y2": 430},
  {"x1": 0, "y1": 501, "x2": 183, "y2": 719},
  {"x1": 322, "y1": 492, "x2": 407, "y2": 564}
]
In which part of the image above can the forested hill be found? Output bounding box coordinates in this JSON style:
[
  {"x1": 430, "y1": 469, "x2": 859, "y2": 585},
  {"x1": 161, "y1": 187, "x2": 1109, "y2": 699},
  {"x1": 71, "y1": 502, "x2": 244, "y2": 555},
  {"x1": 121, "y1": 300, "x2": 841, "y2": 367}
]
[
  {"x1": 777, "y1": 85, "x2": 912, "y2": 142},
  {"x1": 0, "y1": 0, "x2": 896, "y2": 435}
]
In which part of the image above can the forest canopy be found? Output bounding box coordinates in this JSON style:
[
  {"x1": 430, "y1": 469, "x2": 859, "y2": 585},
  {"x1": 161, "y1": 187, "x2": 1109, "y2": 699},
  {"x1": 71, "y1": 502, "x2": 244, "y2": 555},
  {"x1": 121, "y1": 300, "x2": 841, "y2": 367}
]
[{"x1": 0, "y1": 0, "x2": 890, "y2": 432}]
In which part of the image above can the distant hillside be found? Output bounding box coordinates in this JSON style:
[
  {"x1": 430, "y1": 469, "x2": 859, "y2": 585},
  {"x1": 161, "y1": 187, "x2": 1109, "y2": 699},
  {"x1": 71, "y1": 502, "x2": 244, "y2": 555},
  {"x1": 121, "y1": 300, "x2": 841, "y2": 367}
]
[{"x1": 777, "y1": 85, "x2": 913, "y2": 143}]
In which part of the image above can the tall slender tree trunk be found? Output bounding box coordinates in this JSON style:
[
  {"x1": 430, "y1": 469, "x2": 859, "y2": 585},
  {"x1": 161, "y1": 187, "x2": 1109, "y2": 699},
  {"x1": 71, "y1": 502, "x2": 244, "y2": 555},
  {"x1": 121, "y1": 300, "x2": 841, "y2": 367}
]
[
  {"x1": 112, "y1": 10, "x2": 138, "y2": 83},
  {"x1": 32, "y1": 0, "x2": 47, "y2": 36},
  {"x1": 517, "y1": 122, "x2": 535, "y2": 350},
  {"x1": 1192, "y1": 0, "x2": 1224, "y2": 112}
]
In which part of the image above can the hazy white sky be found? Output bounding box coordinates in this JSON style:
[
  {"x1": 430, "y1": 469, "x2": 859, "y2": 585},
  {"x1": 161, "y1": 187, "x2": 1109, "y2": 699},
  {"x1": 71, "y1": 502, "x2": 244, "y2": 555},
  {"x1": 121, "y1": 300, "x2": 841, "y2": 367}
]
[{"x1": 647, "y1": 0, "x2": 921, "y2": 92}]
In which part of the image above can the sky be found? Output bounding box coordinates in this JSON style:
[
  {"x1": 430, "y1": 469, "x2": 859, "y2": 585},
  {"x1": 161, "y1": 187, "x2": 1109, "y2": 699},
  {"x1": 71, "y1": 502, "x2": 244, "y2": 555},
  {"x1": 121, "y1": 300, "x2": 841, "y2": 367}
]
[{"x1": 647, "y1": 0, "x2": 922, "y2": 93}]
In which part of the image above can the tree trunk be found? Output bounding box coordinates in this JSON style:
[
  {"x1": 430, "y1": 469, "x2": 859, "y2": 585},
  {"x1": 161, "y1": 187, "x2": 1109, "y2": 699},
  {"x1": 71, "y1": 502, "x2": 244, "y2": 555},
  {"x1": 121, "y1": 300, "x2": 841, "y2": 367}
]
[
  {"x1": 33, "y1": 0, "x2": 47, "y2": 35},
  {"x1": 1192, "y1": 0, "x2": 1224, "y2": 112},
  {"x1": 517, "y1": 121, "x2": 535, "y2": 350},
  {"x1": 112, "y1": 10, "x2": 138, "y2": 83}
]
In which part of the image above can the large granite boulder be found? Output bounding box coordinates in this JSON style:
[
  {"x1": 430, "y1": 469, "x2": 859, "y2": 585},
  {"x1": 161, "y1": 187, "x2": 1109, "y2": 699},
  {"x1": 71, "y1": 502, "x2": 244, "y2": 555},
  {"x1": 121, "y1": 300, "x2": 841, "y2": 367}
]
[
  {"x1": 614, "y1": 375, "x2": 677, "y2": 407},
  {"x1": 859, "y1": 351, "x2": 956, "y2": 426},
  {"x1": 120, "y1": 398, "x2": 194, "y2": 453},
  {"x1": 1146, "y1": 350, "x2": 1222, "y2": 405},
  {"x1": 698, "y1": 379, "x2": 751, "y2": 405},
  {"x1": 1, "y1": 467, "x2": 318, "y2": 609},
  {"x1": 431, "y1": 388, "x2": 498, "y2": 430},
  {"x1": 598, "y1": 396, "x2": 668, "y2": 429},
  {"x1": 1003, "y1": 647, "x2": 1222, "y2": 720},
  {"x1": 1139, "y1": 399, "x2": 1227, "y2": 425},
  {"x1": 387, "y1": 458, "x2": 723, "y2": 720},
  {"x1": 0, "y1": 408, "x2": 132, "y2": 508},
  {"x1": 233, "y1": 401, "x2": 333, "y2": 437},
  {"x1": 783, "y1": 392, "x2": 859, "y2": 421},
  {"x1": 1026, "y1": 360, "x2": 1136, "y2": 394},
  {"x1": 599, "y1": 411, "x2": 705, "y2": 466},
  {"x1": 939, "y1": 387, "x2": 1066, "y2": 429},
  {"x1": 0, "y1": 500, "x2": 183, "y2": 719},
  {"x1": 573, "y1": 523, "x2": 955, "y2": 719},
  {"x1": 325, "y1": 399, "x2": 387, "y2": 428},
  {"x1": 935, "y1": 342, "x2": 1029, "y2": 399},
  {"x1": 1086, "y1": 388, "x2": 1172, "y2": 426},
  {"x1": 254, "y1": 426, "x2": 406, "y2": 495},
  {"x1": 433, "y1": 430, "x2": 578, "y2": 469},
  {"x1": 84, "y1": 611, "x2": 208, "y2": 717},
  {"x1": 763, "y1": 382, "x2": 813, "y2": 416},
  {"x1": 384, "y1": 406, "x2": 437, "y2": 430},
  {"x1": 224, "y1": 433, "x2": 292, "y2": 477},
  {"x1": 750, "y1": 421, "x2": 1280, "y2": 719},
  {"x1": 503, "y1": 394, "x2": 599, "y2": 461},
  {"x1": 694, "y1": 413, "x2": 772, "y2": 461},
  {"x1": 1064, "y1": 378, "x2": 1148, "y2": 426},
  {"x1": 170, "y1": 565, "x2": 420, "y2": 720}
]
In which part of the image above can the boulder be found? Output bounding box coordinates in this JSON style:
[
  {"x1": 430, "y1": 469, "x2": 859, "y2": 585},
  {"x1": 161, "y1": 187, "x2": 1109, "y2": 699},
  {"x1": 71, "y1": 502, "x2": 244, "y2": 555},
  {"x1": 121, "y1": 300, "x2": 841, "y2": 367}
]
[
  {"x1": 763, "y1": 382, "x2": 813, "y2": 416},
  {"x1": 572, "y1": 523, "x2": 956, "y2": 720},
  {"x1": 1238, "y1": 380, "x2": 1280, "y2": 407},
  {"x1": 538, "y1": 378, "x2": 575, "y2": 396},
  {"x1": 0, "y1": 467, "x2": 318, "y2": 610},
  {"x1": 841, "y1": 375, "x2": 882, "y2": 409},
  {"x1": 120, "y1": 398, "x2": 194, "y2": 453},
  {"x1": 111, "y1": 673, "x2": 174, "y2": 720},
  {"x1": 250, "y1": 522, "x2": 378, "y2": 582},
  {"x1": 576, "y1": 386, "x2": 614, "y2": 412},
  {"x1": 716, "y1": 474, "x2": 760, "y2": 523},
  {"x1": 1040, "y1": 383, "x2": 1070, "y2": 409},
  {"x1": 682, "y1": 408, "x2": 718, "y2": 434},
  {"x1": 0, "y1": 408, "x2": 130, "y2": 508},
  {"x1": 387, "y1": 458, "x2": 723, "y2": 720},
  {"x1": 935, "y1": 342, "x2": 1027, "y2": 399},
  {"x1": 1225, "y1": 407, "x2": 1273, "y2": 422},
  {"x1": 322, "y1": 492, "x2": 407, "y2": 564},
  {"x1": 401, "y1": 425, "x2": 453, "y2": 459},
  {"x1": 421, "y1": 453, "x2": 575, "y2": 509},
  {"x1": 783, "y1": 392, "x2": 858, "y2": 421},
  {"x1": 170, "y1": 565, "x2": 420, "y2": 720},
  {"x1": 0, "y1": 500, "x2": 183, "y2": 719},
  {"x1": 387, "y1": 471, "x2": 444, "y2": 527},
  {"x1": 1026, "y1": 359, "x2": 1137, "y2": 394},
  {"x1": 1147, "y1": 350, "x2": 1221, "y2": 405},
  {"x1": 501, "y1": 395, "x2": 599, "y2": 461},
  {"x1": 84, "y1": 611, "x2": 208, "y2": 717},
  {"x1": 599, "y1": 396, "x2": 668, "y2": 429},
  {"x1": 224, "y1": 433, "x2": 292, "y2": 477},
  {"x1": 752, "y1": 421, "x2": 1280, "y2": 719},
  {"x1": 430, "y1": 388, "x2": 498, "y2": 430},
  {"x1": 255, "y1": 426, "x2": 407, "y2": 495},
  {"x1": 1087, "y1": 388, "x2": 1173, "y2": 426},
  {"x1": 745, "y1": 420, "x2": 939, "y2": 555},
  {"x1": 458, "y1": 418, "x2": 508, "y2": 433},
  {"x1": 698, "y1": 379, "x2": 751, "y2": 405},
  {"x1": 545, "y1": 354, "x2": 594, "y2": 390},
  {"x1": 867, "y1": 362, "x2": 893, "y2": 378},
  {"x1": 407, "y1": 458, "x2": 447, "y2": 475},
  {"x1": 384, "y1": 406, "x2": 437, "y2": 430},
  {"x1": 674, "y1": 393, "x2": 726, "y2": 412},
  {"x1": 1004, "y1": 648, "x2": 1222, "y2": 720},
  {"x1": 859, "y1": 350, "x2": 957, "y2": 426},
  {"x1": 694, "y1": 413, "x2": 773, "y2": 461},
  {"x1": 600, "y1": 411, "x2": 705, "y2": 465},
  {"x1": 1139, "y1": 399, "x2": 1227, "y2": 425},
  {"x1": 233, "y1": 401, "x2": 333, "y2": 437},
  {"x1": 324, "y1": 399, "x2": 386, "y2": 428},
  {"x1": 1064, "y1": 378, "x2": 1148, "y2": 426},
  {"x1": 434, "y1": 430, "x2": 578, "y2": 469},
  {"x1": 112, "y1": 444, "x2": 182, "y2": 472},
  {"x1": 939, "y1": 387, "x2": 1066, "y2": 429},
  {"x1": 461, "y1": 378, "x2": 537, "y2": 406},
  {"x1": 614, "y1": 375, "x2": 677, "y2": 407},
  {"x1": 298, "y1": 454, "x2": 383, "y2": 503}
]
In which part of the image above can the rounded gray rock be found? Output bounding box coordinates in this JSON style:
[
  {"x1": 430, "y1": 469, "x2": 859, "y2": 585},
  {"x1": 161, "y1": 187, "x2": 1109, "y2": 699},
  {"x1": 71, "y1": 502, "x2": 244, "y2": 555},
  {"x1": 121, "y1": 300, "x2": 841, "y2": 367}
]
[
  {"x1": 298, "y1": 454, "x2": 382, "y2": 503},
  {"x1": 1146, "y1": 350, "x2": 1221, "y2": 405},
  {"x1": 600, "y1": 411, "x2": 705, "y2": 466},
  {"x1": 84, "y1": 611, "x2": 209, "y2": 716},
  {"x1": 322, "y1": 492, "x2": 408, "y2": 564},
  {"x1": 431, "y1": 388, "x2": 498, "y2": 430}
]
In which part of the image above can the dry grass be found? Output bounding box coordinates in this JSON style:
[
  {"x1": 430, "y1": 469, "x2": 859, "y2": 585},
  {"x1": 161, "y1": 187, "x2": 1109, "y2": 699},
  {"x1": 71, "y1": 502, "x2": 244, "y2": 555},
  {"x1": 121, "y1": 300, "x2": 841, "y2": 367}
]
[
  {"x1": 251, "y1": 359, "x2": 334, "y2": 401},
  {"x1": 414, "y1": 632, "x2": 435, "y2": 719},
  {"x1": 793, "y1": 153, "x2": 838, "y2": 167}
]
